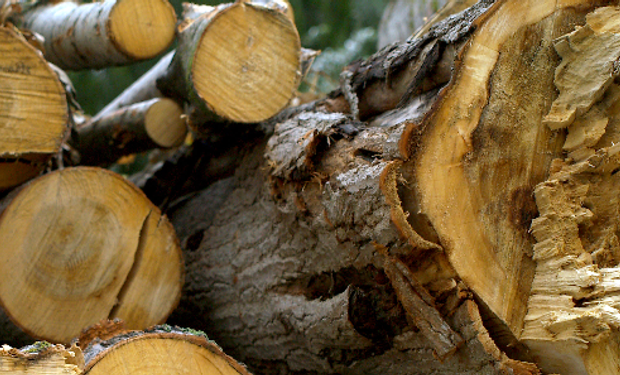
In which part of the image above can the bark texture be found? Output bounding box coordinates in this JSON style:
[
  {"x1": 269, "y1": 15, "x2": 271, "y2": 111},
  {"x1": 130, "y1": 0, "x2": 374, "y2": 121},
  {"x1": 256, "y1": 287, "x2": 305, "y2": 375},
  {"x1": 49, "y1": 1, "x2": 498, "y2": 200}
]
[{"x1": 159, "y1": 0, "x2": 620, "y2": 374}]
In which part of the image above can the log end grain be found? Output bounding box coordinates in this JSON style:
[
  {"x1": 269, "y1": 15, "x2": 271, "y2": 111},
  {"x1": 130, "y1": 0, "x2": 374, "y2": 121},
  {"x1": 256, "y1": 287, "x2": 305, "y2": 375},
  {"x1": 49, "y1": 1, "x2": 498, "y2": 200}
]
[
  {"x1": 192, "y1": 2, "x2": 301, "y2": 123},
  {"x1": 83, "y1": 326, "x2": 252, "y2": 375},
  {"x1": 0, "y1": 167, "x2": 183, "y2": 344},
  {"x1": 109, "y1": 0, "x2": 177, "y2": 60},
  {"x1": 0, "y1": 26, "x2": 67, "y2": 190},
  {"x1": 144, "y1": 98, "x2": 187, "y2": 148}
]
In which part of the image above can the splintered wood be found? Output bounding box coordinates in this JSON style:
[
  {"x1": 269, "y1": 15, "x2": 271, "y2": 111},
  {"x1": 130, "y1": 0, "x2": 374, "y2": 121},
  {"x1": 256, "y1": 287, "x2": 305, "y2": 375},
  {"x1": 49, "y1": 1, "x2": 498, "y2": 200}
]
[
  {"x1": 521, "y1": 7, "x2": 620, "y2": 375},
  {"x1": 0, "y1": 343, "x2": 83, "y2": 374},
  {"x1": 0, "y1": 168, "x2": 183, "y2": 344},
  {"x1": 402, "y1": 0, "x2": 573, "y2": 341}
]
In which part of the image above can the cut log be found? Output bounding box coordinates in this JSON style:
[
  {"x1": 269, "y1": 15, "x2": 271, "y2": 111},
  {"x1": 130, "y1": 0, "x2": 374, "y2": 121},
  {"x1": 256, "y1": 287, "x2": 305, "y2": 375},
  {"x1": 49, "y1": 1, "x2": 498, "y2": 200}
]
[
  {"x1": 93, "y1": 1, "x2": 301, "y2": 130},
  {"x1": 0, "y1": 342, "x2": 83, "y2": 374},
  {"x1": 0, "y1": 26, "x2": 68, "y2": 191},
  {"x1": 0, "y1": 167, "x2": 183, "y2": 344},
  {"x1": 70, "y1": 98, "x2": 187, "y2": 166},
  {"x1": 82, "y1": 325, "x2": 252, "y2": 375},
  {"x1": 16, "y1": 0, "x2": 176, "y2": 70}
]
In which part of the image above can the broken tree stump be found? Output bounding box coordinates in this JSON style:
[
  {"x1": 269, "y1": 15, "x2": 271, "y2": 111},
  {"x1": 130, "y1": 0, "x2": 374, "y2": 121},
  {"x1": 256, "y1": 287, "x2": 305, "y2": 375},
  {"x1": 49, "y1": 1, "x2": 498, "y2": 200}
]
[
  {"x1": 155, "y1": 0, "x2": 620, "y2": 373},
  {"x1": 81, "y1": 325, "x2": 252, "y2": 375},
  {"x1": 0, "y1": 26, "x2": 68, "y2": 191},
  {"x1": 16, "y1": 0, "x2": 176, "y2": 70},
  {"x1": 0, "y1": 167, "x2": 183, "y2": 344},
  {"x1": 71, "y1": 98, "x2": 187, "y2": 166}
]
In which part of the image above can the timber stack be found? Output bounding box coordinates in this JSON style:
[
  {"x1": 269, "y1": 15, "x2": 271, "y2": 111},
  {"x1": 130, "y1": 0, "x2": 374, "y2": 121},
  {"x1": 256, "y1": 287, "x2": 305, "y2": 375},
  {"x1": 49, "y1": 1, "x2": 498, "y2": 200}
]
[
  {"x1": 0, "y1": 0, "x2": 301, "y2": 373},
  {"x1": 3, "y1": 0, "x2": 620, "y2": 374}
]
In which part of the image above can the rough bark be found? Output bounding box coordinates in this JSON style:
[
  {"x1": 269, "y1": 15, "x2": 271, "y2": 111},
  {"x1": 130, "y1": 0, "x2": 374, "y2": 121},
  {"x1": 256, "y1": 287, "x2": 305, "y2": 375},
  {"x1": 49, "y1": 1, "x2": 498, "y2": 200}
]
[
  {"x1": 16, "y1": 0, "x2": 176, "y2": 70},
  {"x1": 70, "y1": 98, "x2": 187, "y2": 166},
  {"x1": 166, "y1": 123, "x2": 542, "y2": 374},
  {"x1": 0, "y1": 26, "x2": 68, "y2": 191},
  {"x1": 0, "y1": 167, "x2": 183, "y2": 344},
  {"x1": 156, "y1": 0, "x2": 620, "y2": 374}
]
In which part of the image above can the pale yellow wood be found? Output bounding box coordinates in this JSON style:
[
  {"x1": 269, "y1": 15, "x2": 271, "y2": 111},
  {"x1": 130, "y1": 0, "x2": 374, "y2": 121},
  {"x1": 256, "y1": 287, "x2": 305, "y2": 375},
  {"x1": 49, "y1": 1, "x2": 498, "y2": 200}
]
[
  {"x1": 520, "y1": 7, "x2": 620, "y2": 374},
  {"x1": 192, "y1": 2, "x2": 301, "y2": 123},
  {"x1": 543, "y1": 7, "x2": 620, "y2": 130},
  {"x1": 0, "y1": 26, "x2": 67, "y2": 190},
  {"x1": 87, "y1": 339, "x2": 239, "y2": 375},
  {"x1": 0, "y1": 344, "x2": 83, "y2": 374},
  {"x1": 109, "y1": 0, "x2": 177, "y2": 59},
  {"x1": 0, "y1": 167, "x2": 183, "y2": 344},
  {"x1": 84, "y1": 331, "x2": 251, "y2": 375},
  {"x1": 109, "y1": 211, "x2": 183, "y2": 330},
  {"x1": 144, "y1": 98, "x2": 187, "y2": 148},
  {"x1": 410, "y1": 0, "x2": 582, "y2": 338}
]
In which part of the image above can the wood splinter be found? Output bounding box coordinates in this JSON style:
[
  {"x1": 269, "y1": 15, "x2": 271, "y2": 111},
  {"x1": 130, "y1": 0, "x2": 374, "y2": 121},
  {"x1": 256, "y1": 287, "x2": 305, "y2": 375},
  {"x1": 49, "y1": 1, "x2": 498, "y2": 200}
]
[{"x1": 382, "y1": 254, "x2": 464, "y2": 360}]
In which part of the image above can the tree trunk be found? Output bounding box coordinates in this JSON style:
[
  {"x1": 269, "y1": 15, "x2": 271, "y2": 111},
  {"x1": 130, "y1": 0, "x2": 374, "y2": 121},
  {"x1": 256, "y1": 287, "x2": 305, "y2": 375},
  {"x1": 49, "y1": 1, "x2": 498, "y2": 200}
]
[
  {"x1": 15, "y1": 0, "x2": 177, "y2": 70},
  {"x1": 158, "y1": 0, "x2": 620, "y2": 373},
  {"x1": 71, "y1": 98, "x2": 187, "y2": 166},
  {"x1": 0, "y1": 167, "x2": 183, "y2": 344},
  {"x1": 0, "y1": 26, "x2": 68, "y2": 191}
]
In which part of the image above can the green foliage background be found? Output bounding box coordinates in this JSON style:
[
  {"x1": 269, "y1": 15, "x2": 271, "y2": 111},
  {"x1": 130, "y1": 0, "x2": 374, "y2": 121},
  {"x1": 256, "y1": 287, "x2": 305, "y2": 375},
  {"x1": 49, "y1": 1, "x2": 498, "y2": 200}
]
[{"x1": 69, "y1": 0, "x2": 389, "y2": 115}]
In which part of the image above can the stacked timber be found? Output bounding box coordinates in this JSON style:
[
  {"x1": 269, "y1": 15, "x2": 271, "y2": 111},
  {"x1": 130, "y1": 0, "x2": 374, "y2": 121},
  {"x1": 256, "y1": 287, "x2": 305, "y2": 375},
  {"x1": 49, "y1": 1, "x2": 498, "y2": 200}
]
[{"x1": 0, "y1": 0, "x2": 302, "y2": 373}]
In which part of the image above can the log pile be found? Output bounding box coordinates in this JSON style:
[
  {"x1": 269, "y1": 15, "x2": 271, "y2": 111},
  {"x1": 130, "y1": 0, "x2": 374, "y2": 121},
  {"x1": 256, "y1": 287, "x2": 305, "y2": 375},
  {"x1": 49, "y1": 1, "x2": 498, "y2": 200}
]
[
  {"x1": 3, "y1": 0, "x2": 620, "y2": 374},
  {"x1": 0, "y1": 0, "x2": 302, "y2": 372}
]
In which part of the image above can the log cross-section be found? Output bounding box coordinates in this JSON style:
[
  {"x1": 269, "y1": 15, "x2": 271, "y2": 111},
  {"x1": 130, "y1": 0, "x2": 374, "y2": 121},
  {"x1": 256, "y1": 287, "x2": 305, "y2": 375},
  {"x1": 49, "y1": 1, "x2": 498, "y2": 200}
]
[
  {"x1": 0, "y1": 167, "x2": 183, "y2": 344},
  {"x1": 0, "y1": 26, "x2": 68, "y2": 191}
]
